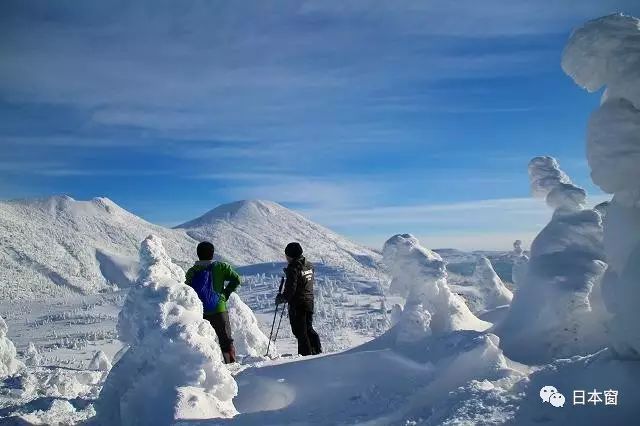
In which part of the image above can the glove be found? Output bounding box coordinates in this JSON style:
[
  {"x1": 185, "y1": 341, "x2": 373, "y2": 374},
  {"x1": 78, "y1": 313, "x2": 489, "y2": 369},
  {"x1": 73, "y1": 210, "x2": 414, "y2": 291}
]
[
  {"x1": 275, "y1": 294, "x2": 287, "y2": 305},
  {"x1": 222, "y1": 288, "x2": 232, "y2": 300}
]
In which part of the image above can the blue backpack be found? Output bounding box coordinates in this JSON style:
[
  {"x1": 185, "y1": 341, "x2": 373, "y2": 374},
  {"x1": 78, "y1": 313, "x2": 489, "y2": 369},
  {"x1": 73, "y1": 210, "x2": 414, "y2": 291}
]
[{"x1": 189, "y1": 264, "x2": 222, "y2": 312}]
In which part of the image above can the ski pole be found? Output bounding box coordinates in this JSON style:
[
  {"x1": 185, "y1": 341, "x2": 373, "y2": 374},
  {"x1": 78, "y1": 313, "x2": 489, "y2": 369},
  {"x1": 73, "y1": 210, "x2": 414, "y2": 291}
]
[
  {"x1": 273, "y1": 301, "x2": 287, "y2": 345},
  {"x1": 266, "y1": 276, "x2": 285, "y2": 357}
]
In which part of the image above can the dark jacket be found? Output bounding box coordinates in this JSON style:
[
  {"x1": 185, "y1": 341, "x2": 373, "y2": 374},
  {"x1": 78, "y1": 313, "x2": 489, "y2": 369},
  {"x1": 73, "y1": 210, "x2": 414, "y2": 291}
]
[{"x1": 281, "y1": 257, "x2": 315, "y2": 312}]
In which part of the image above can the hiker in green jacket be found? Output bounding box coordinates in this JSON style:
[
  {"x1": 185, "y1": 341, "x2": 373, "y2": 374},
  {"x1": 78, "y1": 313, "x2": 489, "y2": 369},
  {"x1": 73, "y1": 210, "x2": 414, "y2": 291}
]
[{"x1": 185, "y1": 241, "x2": 241, "y2": 363}]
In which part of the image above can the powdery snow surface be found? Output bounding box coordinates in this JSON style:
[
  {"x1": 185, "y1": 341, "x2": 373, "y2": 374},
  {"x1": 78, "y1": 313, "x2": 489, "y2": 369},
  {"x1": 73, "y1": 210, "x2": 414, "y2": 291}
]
[
  {"x1": 563, "y1": 13, "x2": 640, "y2": 359},
  {"x1": 96, "y1": 235, "x2": 238, "y2": 425},
  {"x1": 176, "y1": 200, "x2": 382, "y2": 291},
  {"x1": 183, "y1": 331, "x2": 526, "y2": 426}
]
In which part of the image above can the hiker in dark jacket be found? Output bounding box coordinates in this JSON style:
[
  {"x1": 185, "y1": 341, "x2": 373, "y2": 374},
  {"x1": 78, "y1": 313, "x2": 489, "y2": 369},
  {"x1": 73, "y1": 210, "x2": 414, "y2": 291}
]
[
  {"x1": 275, "y1": 242, "x2": 322, "y2": 356},
  {"x1": 185, "y1": 241, "x2": 241, "y2": 364}
]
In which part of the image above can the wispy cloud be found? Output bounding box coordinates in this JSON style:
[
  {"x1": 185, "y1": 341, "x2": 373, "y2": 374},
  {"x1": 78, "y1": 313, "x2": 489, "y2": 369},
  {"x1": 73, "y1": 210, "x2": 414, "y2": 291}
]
[
  {"x1": 0, "y1": 0, "x2": 632, "y2": 251},
  {"x1": 306, "y1": 194, "x2": 611, "y2": 250},
  {"x1": 0, "y1": 163, "x2": 171, "y2": 177}
]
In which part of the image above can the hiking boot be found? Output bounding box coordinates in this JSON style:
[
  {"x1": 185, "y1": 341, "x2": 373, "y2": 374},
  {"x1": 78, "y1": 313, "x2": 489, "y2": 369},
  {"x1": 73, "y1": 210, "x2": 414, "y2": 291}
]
[{"x1": 222, "y1": 344, "x2": 237, "y2": 364}]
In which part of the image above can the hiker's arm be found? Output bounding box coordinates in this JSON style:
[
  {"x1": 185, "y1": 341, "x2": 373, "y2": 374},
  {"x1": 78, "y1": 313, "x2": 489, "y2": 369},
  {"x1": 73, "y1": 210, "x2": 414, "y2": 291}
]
[
  {"x1": 280, "y1": 266, "x2": 297, "y2": 303},
  {"x1": 222, "y1": 264, "x2": 241, "y2": 298},
  {"x1": 184, "y1": 268, "x2": 193, "y2": 287}
]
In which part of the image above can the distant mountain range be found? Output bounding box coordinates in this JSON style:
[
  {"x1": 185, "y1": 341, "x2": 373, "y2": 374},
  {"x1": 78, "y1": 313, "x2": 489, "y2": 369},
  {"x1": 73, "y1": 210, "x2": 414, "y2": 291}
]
[{"x1": 0, "y1": 196, "x2": 382, "y2": 301}]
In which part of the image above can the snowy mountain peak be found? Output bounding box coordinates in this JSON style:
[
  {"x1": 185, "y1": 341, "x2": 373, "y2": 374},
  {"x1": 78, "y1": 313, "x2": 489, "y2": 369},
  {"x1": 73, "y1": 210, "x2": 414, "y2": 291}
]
[
  {"x1": 177, "y1": 199, "x2": 291, "y2": 228},
  {"x1": 6, "y1": 194, "x2": 124, "y2": 217},
  {"x1": 176, "y1": 199, "x2": 382, "y2": 283},
  {"x1": 0, "y1": 195, "x2": 197, "y2": 301}
]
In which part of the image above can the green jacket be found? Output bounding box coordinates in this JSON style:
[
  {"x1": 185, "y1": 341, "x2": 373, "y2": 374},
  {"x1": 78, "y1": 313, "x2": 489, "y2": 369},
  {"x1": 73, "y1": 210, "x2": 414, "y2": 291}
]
[{"x1": 185, "y1": 260, "x2": 241, "y2": 314}]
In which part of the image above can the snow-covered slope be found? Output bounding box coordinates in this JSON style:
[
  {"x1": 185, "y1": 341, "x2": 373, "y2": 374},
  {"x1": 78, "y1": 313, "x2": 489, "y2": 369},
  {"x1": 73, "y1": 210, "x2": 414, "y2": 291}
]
[
  {"x1": 0, "y1": 195, "x2": 197, "y2": 301},
  {"x1": 1, "y1": 197, "x2": 384, "y2": 301},
  {"x1": 176, "y1": 200, "x2": 382, "y2": 286}
]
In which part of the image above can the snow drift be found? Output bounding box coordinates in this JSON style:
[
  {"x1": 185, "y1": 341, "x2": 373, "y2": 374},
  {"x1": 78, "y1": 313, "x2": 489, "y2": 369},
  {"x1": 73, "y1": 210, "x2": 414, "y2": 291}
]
[
  {"x1": 0, "y1": 315, "x2": 24, "y2": 378},
  {"x1": 563, "y1": 13, "x2": 640, "y2": 358},
  {"x1": 496, "y1": 157, "x2": 607, "y2": 363},
  {"x1": 96, "y1": 235, "x2": 237, "y2": 425},
  {"x1": 227, "y1": 329, "x2": 525, "y2": 425},
  {"x1": 382, "y1": 234, "x2": 489, "y2": 341}
]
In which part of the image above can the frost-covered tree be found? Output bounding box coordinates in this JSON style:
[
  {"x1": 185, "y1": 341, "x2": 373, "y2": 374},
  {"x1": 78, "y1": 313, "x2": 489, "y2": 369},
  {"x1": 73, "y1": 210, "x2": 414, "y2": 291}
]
[
  {"x1": 89, "y1": 350, "x2": 111, "y2": 372},
  {"x1": 96, "y1": 235, "x2": 237, "y2": 425},
  {"x1": 0, "y1": 316, "x2": 24, "y2": 378},
  {"x1": 382, "y1": 234, "x2": 489, "y2": 343},
  {"x1": 472, "y1": 257, "x2": 513, "y2": 311},
  {"x1": 389, "y1": 304, "x2": 403, "y2": 327},
  {"x1": 227, "y1": 293, "x2": 275, "y2": 358},
  {"x1": 496, "y1": 157, "x2": 607, "y2": 362},
  {"x1": 563, "y1": 13, "x2": 640, "y2": 358},
  {"x1": 25, "y1": 342, "x2": 41, "y2": 367},
  {"x1": 511, "y1": 240, "x2": 529, "y2": 287}
]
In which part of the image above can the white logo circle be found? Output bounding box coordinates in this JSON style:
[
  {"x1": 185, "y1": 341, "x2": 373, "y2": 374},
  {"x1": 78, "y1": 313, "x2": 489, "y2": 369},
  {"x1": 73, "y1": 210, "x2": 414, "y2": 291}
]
[{"x1": 540, "y1": 385, "x2": 558, "y2": 403}]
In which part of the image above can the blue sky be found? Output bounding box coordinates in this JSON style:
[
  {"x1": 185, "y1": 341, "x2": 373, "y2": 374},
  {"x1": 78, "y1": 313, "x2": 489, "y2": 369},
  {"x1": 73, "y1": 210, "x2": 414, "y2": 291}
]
[{"x1": 1, "y1": 1, "x2": 639, "y2": 250}]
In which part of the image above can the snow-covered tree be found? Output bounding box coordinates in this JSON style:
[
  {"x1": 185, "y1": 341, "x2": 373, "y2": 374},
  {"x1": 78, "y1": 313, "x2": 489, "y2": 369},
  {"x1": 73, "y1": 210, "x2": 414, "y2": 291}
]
[
  {"x1": 25, "y1": 342, "x2": 41, "y2": 367},
  {"x1": 496, "y1": 157, "x2": 608, "y2": 362},
  {"x1": 89, "y1": 350, "x2": 111, "y2": 372},
  {"x1": 227, "y1": 293, "x2": 275, "y2": 358},
  {"x1": 96, "y1": 235, "x2": 237, "y2": 425},
  {"x1": 563, "y1": 13, "x2": 640, "y2": 358},
  {"x1": 511, "y1": 240, "x2": 529, "y2": 288},
  {"x1": 472, "y1": 257, "x2": 513, "y2": 311},
  {"x1": 382, "y1": 234, "x2": 489, "y2": 343},
  {"x1": 0, "y1": 316, "x2": 24, "y2": 378}
]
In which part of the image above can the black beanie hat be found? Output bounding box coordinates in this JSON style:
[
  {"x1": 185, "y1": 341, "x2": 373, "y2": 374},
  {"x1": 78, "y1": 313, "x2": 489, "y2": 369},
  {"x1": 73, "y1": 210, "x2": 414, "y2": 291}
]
[
  {"x1": 285, "y1": 242, "x2": 303, "y2": 258},
  {"x1": 197, "y1": 241, "x2": 215, "y2": 260}
]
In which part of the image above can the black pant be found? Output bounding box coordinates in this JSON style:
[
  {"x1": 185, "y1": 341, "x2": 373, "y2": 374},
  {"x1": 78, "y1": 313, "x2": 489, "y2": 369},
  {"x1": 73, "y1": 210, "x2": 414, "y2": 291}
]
[
  {"x1": 204, "y1": 311, "x2": 234, "y2": 353},
  {"x1": 289, "y1": 306, "x2": 322, "y2": 356}
]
